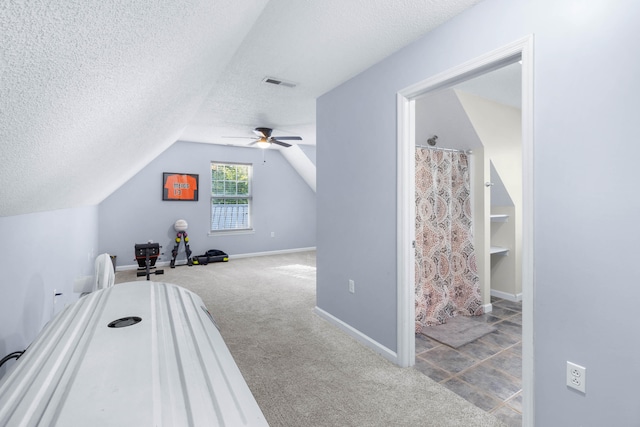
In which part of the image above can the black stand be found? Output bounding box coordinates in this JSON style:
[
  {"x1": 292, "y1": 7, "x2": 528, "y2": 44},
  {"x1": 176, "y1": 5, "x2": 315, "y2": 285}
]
[
  {"x1": 135, "y1": 243, "x2": 164, "y2": 280},
  {"x1": 170, "y1": 231, "x2": 193, "y2": 268}
]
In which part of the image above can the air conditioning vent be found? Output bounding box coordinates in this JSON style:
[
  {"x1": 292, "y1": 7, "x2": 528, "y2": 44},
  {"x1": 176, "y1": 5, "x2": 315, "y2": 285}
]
[
  {"x1": 263, "y1": 78, "x2": 281, "y2": 85},
  {"x1": 262, "y1": 76, "x2": 297, "y2": 88}
]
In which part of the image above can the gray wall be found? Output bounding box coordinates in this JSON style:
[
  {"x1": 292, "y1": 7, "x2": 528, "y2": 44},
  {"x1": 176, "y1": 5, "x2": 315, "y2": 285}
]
[
  {"x1": 299, "y1": 145, "x2": 316, "y2": 166},
  {"x1": 317, "y1": 0, "x2": 640, "y2": 425},
  {"x1": 0, "y1": 206, "x2": 98, "y2": 378},
  {"x1": 99, "y1": 140, "x2": 316, "y2": 267}
]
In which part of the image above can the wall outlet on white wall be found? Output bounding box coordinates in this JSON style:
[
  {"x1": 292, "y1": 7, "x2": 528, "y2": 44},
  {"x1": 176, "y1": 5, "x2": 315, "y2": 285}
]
[
  {"x1": 567, "y1": 361, "x2": 586, "y2": 393},
  {"x1": 348, "y1": 279, "x2": 355, "y2": 293}
]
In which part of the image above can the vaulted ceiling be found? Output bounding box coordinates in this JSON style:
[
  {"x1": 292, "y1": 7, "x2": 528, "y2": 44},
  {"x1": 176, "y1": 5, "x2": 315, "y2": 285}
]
[{"x1": 0, "y1": 0, "x2": 484, "y2": 217}]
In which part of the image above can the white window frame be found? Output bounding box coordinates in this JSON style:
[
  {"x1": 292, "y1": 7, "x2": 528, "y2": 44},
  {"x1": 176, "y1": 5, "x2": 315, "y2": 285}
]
[{"x1": 210, "y1": 162, "x2": 253, "y2": 234}]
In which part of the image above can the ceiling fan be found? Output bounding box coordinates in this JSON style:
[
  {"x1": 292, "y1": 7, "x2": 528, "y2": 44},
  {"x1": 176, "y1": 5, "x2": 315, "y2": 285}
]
[{"x1": 226, "y1": 127, "x2": 302, "y2": 148}]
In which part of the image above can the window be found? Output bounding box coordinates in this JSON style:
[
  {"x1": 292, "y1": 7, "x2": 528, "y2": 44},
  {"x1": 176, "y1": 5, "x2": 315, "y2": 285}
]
[{"x1": 211, "y1": 162, "x2": 252, "y2": 232}]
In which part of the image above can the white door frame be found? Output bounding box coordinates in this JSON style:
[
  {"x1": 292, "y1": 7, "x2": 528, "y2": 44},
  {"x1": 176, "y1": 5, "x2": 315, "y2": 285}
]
[{"x1": 396, "y1": 35, "x2": 534, "y2": 426}]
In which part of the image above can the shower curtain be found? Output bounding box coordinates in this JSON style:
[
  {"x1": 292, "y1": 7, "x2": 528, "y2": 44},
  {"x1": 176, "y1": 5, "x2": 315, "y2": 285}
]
[{"x1": 415, "y1": 148, "x2": 483, "y2": 330}]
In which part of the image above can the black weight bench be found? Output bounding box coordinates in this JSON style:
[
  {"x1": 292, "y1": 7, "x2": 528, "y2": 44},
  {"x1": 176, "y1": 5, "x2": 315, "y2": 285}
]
[{"x1": 135, "y1": 243, "x2": 164, "y2": 280}]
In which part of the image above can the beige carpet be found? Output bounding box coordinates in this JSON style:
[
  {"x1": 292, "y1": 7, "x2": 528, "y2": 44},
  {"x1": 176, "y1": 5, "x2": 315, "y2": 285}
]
[{"x1": 116, "y1": 251, "x2": 505, "y2": 427}]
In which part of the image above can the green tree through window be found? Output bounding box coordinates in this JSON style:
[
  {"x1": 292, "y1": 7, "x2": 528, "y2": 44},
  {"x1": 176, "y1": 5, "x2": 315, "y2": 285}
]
[{"x1": 211, "y1": 162, "x2": 252, "y2": 231}]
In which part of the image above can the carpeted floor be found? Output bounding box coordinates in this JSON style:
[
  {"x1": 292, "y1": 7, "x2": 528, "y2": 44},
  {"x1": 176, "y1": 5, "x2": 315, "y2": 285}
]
[{"x1": 116, "y1": 251, "x2": 505, "y2": 427}]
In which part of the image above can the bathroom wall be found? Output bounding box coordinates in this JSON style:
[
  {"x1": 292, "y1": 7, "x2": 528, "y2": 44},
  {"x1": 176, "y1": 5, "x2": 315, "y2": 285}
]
[
  {"x1": 471, "y1": 147, "x2": 491, "y2": 306},
  {"x1": 457, "y1": 91, "x2": 522, "y2": 298}
]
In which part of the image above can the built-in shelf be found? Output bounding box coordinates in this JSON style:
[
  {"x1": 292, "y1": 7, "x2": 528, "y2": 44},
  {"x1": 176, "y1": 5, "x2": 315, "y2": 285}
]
[
  {"x1": 490, "y1": 246, "x2": 509, "y2": 255},
  {"x1": 490, "y1": 214, "x2": 509, "y2": 255}
]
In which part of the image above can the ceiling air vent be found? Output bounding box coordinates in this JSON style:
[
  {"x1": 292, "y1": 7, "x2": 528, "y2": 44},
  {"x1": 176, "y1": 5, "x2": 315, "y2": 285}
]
[{"x1": 262, "y1": 77, "x2": 297, "y2": 88}]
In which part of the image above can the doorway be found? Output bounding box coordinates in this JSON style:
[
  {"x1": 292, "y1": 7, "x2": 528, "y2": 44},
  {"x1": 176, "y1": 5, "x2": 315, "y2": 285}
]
[{"x1": 396, "y1": 36, "x2": 534, "y2": 426}]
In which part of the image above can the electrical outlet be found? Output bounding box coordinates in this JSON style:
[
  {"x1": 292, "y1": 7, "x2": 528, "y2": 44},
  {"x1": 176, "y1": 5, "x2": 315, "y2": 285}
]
[
  {"x1": 348, "y1": 279, "x2": 355, "y2": 294},
  {"x1": 567, "y1": 361, "x2": 586, "y2": 393},
  {"x1": 52, "y1": 289, "x2": 63, "y2": 316},
  {"x1": 270, "y1": 231, "x2": 275, "y2": 237}
]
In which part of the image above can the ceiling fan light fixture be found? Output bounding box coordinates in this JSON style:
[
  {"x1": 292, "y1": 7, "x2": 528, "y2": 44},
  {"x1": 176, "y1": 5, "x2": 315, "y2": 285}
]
[{"x1": 223, "y1": 127, "x2": 300, "y2": 149}]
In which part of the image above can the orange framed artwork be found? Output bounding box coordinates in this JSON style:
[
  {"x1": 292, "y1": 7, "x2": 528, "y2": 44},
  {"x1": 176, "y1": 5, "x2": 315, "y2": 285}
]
[{"x1": 162, "y1": 173, "x2": 199, "y2": 201}]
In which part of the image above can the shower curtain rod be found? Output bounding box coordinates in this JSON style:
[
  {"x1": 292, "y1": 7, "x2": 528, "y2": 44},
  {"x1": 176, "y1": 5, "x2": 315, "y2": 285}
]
[{"x1": 415, "y1": 144, "x2": 472, "y2": 154}]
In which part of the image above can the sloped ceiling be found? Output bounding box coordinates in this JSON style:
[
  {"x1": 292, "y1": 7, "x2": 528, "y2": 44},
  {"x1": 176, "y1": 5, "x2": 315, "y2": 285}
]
[
  {"x1": 0, "y1": 0, "x2": 484, "y2": 217},
  {"x1": 415, "y1": 63, "x2": 521, "y2": 208},
  {"x1": 415, "y1": 62, "x2": 521, "y2": 150},
  {"x1": 454, "y1": 62, "x2": 522, "y2": 109},
  {"x1": 415, "y1": 89, "x2": 483, "y2": 152}
]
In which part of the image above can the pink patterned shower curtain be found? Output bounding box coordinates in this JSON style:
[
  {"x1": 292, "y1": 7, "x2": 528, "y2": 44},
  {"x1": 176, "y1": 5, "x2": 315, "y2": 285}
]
[{"x1": 415, "y1": 148, "x2": 483, "y2": 330}]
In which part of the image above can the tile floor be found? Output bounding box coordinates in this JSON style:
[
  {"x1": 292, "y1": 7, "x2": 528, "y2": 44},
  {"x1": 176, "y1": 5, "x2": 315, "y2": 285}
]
[{"x1": 415, "y1": 297, "x2": 522, "y2": 427}]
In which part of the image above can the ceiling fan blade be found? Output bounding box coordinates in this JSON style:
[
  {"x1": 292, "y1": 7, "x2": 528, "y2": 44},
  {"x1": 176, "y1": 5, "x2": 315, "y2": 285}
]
[
  {"x1": 272, "y1": 136, "x2": 302, "y2": 141},
  {"x1": 222, "y1": 136, "x2": 257, "y2": 139},
  {"x1": 271, "y1": 139, "x2": 292, "y2": 148}
]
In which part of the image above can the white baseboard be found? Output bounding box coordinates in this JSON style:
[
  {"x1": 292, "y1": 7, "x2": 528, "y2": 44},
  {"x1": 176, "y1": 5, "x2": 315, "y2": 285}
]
[
  {"x1": 490, "y1": 289, "x2": 523, "y2": 302},
  {"x1": 116, "y1": 264, "x2": 141, "y2": 272},
  {"x1": 314, "y1": 306, "x2": 398, "y2": 365},
  {"x1": 229, "y1": 247, "x2": 316, "y2": 259},
  {"x1": 115, "y1": 247, "x2": 317, "y2": 272},
  {"x1": 116, "y1": 260, "x2": 174, "y2": 272},
  {"x1": 483, "y1": 303, "x2": 493, "y2": 313}
]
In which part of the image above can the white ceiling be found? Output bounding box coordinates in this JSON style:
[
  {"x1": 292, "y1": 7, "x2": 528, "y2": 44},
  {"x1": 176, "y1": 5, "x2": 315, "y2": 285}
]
[
  {"x1": 0, "y1": 0, "x2": 484, "y2": 217},
  {"x1": 180, "y1": 0, "x2": 486, "y2": 145}
]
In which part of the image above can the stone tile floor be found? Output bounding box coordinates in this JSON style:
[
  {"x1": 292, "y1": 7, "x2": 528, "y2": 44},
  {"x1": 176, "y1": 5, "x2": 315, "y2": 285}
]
[{"x1": 415, "y1": 297, "x2": 522, "y2": 427}]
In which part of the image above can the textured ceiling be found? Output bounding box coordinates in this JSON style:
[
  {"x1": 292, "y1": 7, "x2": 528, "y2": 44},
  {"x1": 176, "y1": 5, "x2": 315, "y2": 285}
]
[
  {"x1": 181, "y1": 0, "x2": 485, "y2": 145},
  {"x1": 0, "y1": 0, "x2": 483, "y2": 217}
]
